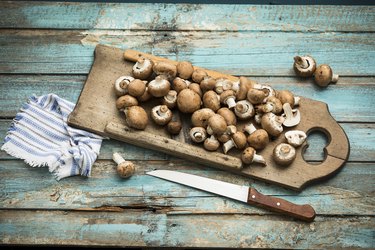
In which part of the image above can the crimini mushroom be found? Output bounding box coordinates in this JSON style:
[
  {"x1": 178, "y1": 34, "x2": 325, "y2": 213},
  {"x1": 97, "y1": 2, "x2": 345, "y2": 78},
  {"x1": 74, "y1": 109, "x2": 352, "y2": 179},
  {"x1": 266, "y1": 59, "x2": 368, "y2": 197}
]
[
  {"x1": 200, "y1": 76, "x2": 217, "y2": 92},
  {"x1": 247, "y1": 88, "x2": 268, "y2": 105},
  {"x1": 132, "y1": 57, "x2": 154, "y2": 80},
  {"x1": 282, "y1": 103, "x2": 301, "y2": 127},
  {"x1": 314, "y1": 64, "x2": 339, "y2": 87},
  {"x1": 113, "y1": 152, "x2": 135, "y2": 178},
  {"x1": 217, "y1": 125, "x2": 237, "y2": 143},
  {"x1": 232, "y1": 76, "x2": 260, "y2": 100},
  {"x1": 137, "y1": 87, "x2": 152, "y2": 102},
  {"x1": 162, "y1": 90, "x2": 178, "y2": 109},
  {"x1": 222, "y1": 131, "x2": 247, "y2": 154},
  {"x1": 124, "y1": 106, "x2": 148, "y2": 130},
  {"x1": 273, "y1": 143, "x2": 296, "y2": 166},
  {"x1": 276, "y1": 90, "x2": 300, "y2": 107},
  {"x1": 172, "y1": 77, "x2": 191, "y2": 93},
  {"x1": 243, "y1": 123, "x2": 269, "y2": 150},
  {"x1": 241, "y1": 147, "x2": 266, "y2": 166},
  {"x1": 191, "y1": 69, "x2": 208, "y2": 83},
  {"x1": 204, "y1": 135, "x2": 220, "y2": 151},
  {"x1": 177, "y1": 89, "x2": 201, "y2": 113},
  {"x1": 206, "y1": 114, "x2": 227, "y2": 135},
  {"x1": 189, "y1": 127, "x2": 207, "y2": 143},
  {"x1": 266, "y1": 96, "x2": 283, "y2": 114},
  {"x1": 191, "y1": 108, "x2": 215, "y2": 128},
  {"x1": 234, "y1": 100, "x2": 254, "y2": 120},
  {"x1": 153, "y1": 61, "x2": 177, "y2": 81},
  {"x1": 189, "y1": 83, "x2": 203, "y2": 97},
  {"x1": 293, "y1": 55, "x2": 316, "y2": 77},
  {"x1": 215, "y1": 78, "x2": 233, "y2": 94},
  {"x1": 116, "y1": 95, "x2": 138, "y2": 111},
  {"x1": 176, "y1": 61, "x2": 194, "y2": 80},
  {"x1": 217, "y1": 107, "x2": 237, "y2": 126},
  {"x1": 128, "y1": 79, "x2": 147, "y2": 97},
  {"x1": 260, "y1": 85, "x2": 276, "y2": 101},
  {"x1": 220, "y1": 90, "x2": 236, "y2": 109},
  {"x1": 203, "y1": 90, "x2": 221, "y2": 112},
  {"x1": 148, "y1": 75, "x2": 171, "y2": 97},
  {"x1": 285, "y1": 130, "x2": 307, "y2": 147},
  {"x1": 261, "y1": 112, "x2": 284, "y2": 137},
  {"x1": 114, "y1": 76, "x2": 134, "y2": 96},
  {"x1": 151, "y1": 105, "x2": 173, "y2": 126},
  {"x1": 167, "y1": 120, "x2": 182, "y2": 135},
  {"x1": 256, "y1": 102, "x2": 275, "y2": 113}
]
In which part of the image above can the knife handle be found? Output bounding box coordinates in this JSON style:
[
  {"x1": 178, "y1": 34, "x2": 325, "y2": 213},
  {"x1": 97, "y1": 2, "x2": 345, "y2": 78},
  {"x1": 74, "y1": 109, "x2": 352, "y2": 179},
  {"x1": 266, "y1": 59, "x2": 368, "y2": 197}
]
[{"x1": 247, "y1": 188, "x2": 316, "y2": 222}]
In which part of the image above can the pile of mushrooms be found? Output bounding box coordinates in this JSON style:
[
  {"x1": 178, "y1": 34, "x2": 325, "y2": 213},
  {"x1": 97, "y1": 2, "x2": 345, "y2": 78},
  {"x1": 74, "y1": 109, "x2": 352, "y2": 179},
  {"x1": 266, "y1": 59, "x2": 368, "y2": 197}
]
[{"x1": 114, "y1": 56, "x2": 308, "y2": 167}]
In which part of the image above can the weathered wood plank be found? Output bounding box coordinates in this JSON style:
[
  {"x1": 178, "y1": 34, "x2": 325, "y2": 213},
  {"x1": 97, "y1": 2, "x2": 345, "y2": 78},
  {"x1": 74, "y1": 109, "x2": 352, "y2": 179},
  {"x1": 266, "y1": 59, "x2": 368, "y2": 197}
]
[
  {"x1": 0, "y1": 210, "x2": 373, "y2": 248},
  {"x1": 0, "y1": 2, "x2": 373, "y2": 32},
  {"x1": 0, "y1": 75, "x2": 374, "y2": 122},
  {"x1": 1, "y1": 160, "x2": 373, "y2": 216},
  {"x1": 1, "y1": 30, "x2": 374, "y2": 76}
]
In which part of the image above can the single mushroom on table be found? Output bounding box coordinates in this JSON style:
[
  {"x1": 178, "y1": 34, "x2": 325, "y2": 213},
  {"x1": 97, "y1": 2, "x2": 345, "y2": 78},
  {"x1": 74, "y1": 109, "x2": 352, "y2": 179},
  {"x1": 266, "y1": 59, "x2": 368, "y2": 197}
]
[
  {"x1": 282, "y1": 103, "x2": 301, "y2": 127},
  {"x1": 314, "y1": 64, "x2": 339, "y2": 87},
  {"x1": 241, "y1": 147, "x2": 266, "y2": 166},
  {"x1": 204, "y1": 135, "x2": 220, "y2": 151},
  {"x1": 189, "y1": 127, "x2": 207, "y2": 143},
  {"x1": 116, "y1": 95, "x2": 138, "y2": 111},
  {"x1": 261, "y1": 112, "x2": 285, "y2": 137},
  {"x1": 243, "y1": 123, "x2": 269, "y2": 150},
  {"x1": 153, "y1": 61, "x2": 177, "y2": 81},
  {"x1": 151, "y1": 105, "x2": 173, "y2": 126},
  {"x1": 114, "y1": 76, "x2": 134, "y2": 97},
  {"x1": 127, "y1": 79, "x2": 147, "y2": 98},
  {"x1": 293, "y1": 55, "x2": 317, "y2": 77},
  {"x1": 113, "y1": 152, "x2": 135, "y2": 178},
  {"x1": 148, "y1": 75, "x2": 171, "y2": 97},
  {"x1": 203, "y1": 90, "x2": 221, "y2": 112},
  {"x1": 191, "y1": 108, "x2": 215, "y2": 128},
  {"x1": 177, "y1": 88, "x2": 201, "y2": 113},
  {"x1": 132, "y1": 57, "x2": 154, "y2": 80},
  {"x1": 234, "y1": 100, "x2": 254, "y2": 120},
  {"x1": 285, "y1": 130, "x2": 307, "y2": 147},
  {"x1": 176, "y1": 61, "x2": 194, "y2": 80},
  {"x1": 273, "y1": 143, "x2": 296, "y2": 166},
  {"x1": 124, "y1": 106, "x2": 148, "y2": 130},
  {"x1": 223, "y1": 131, "x2": 247, "y2": 154}
]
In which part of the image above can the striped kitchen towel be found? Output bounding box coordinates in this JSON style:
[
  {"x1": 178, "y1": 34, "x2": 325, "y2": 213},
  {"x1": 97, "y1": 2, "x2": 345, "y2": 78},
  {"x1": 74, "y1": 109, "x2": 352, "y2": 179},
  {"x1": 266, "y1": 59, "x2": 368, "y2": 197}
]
[{"x1": 1, "y1": 94, "x2": 104, "y2": 180}]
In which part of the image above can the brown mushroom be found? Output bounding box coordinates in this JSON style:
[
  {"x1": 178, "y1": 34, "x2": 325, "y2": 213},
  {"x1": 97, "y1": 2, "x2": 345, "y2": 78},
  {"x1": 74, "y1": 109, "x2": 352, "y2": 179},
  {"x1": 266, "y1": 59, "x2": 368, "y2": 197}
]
[
  {"x1": 220, "y1": 90, "x2": 236, "y2": 109},
  {"x1": 191, "y1": 108, "x2": 215, "y2": 128},
  {"x1": 177, "y1": 61, "x2": 194, "y2": 80},
  {"x1": 293, "y1": 55, "x2": 316, "y2": 78},
  {"x1": 204, "y1": 135, "x2": 220, "y2": 151},
  {"x1": 217, "y1": 107, "x2": 237, "y2": 126},
  {"x1": 116, "y1": 95, "x2": 138, "y2": 111},
  {"x1": 172, "y1": 77, "x2": 191, "y2": 93},
  {"x1": 132, "y1": 57, "x2": 154, "y2": 80},
  {"x1": 217, "y1": 125, "x2": 237, "y2": 143},
  {"x1": 222, "y1": 131, "x2": 247, "y2": 154},
  {"x1": 176, "y1": 89, "x2": 201, "y2": 113},
  {"x1": 247, "y1": 88, "x2": 268, "y2": 105},
  {"x1": 232, "y1": 76, "x2": 255, "y2": 100},
  {"x1": 243, "y1": 123, "x2": 269, "y2": 150},
  {"x1": 276, "y1": 90, "x2": 299, "y2": 107},
  {"x1": 124, "y1": 106, "x2": 148, "y2": 130},
  {"x1": 153, "y1": 61, "x2": 177, "y2": 81},
  {"x1": 189, "y1": 83, "x2": 203, "y2": 97},
  {"x1": 148, "y1": 75, "x2": 171, "y2": 97},
  {"x1": 200, "y1": 76, "x2": 217, "y2": 92},
  {"x1": 241, "y1": 147, "x2": 266, "y2": 166},
  {"x1": 162, "y1": 90, "x2": 178, "y2": 109},
  {"x1": 191, "y1": 69, "x2": 208, "y2": 83},
  {"x1": 314, "y1": 64, "x2": 339, "y2": 87},
  {"x1": 167, "y1": 120, "x2": 182, "y2": 135},
  {"x1": 151, "y1": 105, "x2": 173, "y2": 126},
  {"x1": 273, "y1": 143, "x2": 296, "y2": 166},
  {"x1": 234, "y1": 100, "x2": 254, "y2": 120},
  {"x1": 113, "y1": 152, "x2": 135, "y2": 178},
  {"x1": 137, "y1": 87, "x2": 152, "y2": 102},
  {"x1": 215, "y1": 78, "x2": 233, "y2": 94},
  {"x1": 203, "y1": 90, "x2": 221, "y2": 112},
  {"x1": 114, "y1": 76, "x2": 134, "y2": 96},
  {"x1": 128, "y1": 79, "x2": 147, "y2": 97},
  {"x1": 261, "y1": 112, "x2": 284, "y2": 137},
  {"x1": 206, "y1": 114, "x2": 227, "y2": 135},
  {"x1": 189, "y1": 127, "x2": 207, "y2": 143}
]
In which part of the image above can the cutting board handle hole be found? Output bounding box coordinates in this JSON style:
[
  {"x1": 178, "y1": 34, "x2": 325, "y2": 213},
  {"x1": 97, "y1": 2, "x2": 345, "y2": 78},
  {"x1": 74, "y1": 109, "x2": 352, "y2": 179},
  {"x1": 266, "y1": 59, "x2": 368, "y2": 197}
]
[{"x1": 302, "y1": 129, "x2": 329, "y2": 164}]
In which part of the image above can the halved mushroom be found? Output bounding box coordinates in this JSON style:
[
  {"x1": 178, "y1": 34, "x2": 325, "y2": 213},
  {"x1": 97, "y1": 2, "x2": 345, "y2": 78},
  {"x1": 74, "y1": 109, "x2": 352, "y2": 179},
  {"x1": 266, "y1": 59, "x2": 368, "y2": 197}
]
[
  {"x1": 220, "y1": 90, "x2": 236, "y2": 109},
  {"x1": 190, "y1": 127, "x2": 207, "y2": 143},
  {"x1": 151, "y1": 105, "x2": 173, "y2": 126},
  {"x1": 203, "y1": 90, "x2": 221, "y2": 112},
  {"x1": 285, "y1": 130, "x2": 307, "y2": 147},
  {"x1": 132, "y1": 57, "x2": 154, "y2": 80},
  {"x1": 148, "y1": 75, "x2": 171, "y2": 97},
  {"x1": 261, "y1": 112, "x2": 285, "y2": 137},
  {"x1": 206, "y1": 114, "x2": 227, "y2": 135},
  {"x1": 172, "y1": 77, "x2": 191, "y2": 93},
  {"x1": 177, "y1": 89, "x2": 201, "y2": 113},
  {"x1": 116, "y1": 95, "x2": 138, "y2": 111},
  {"x1": 282, "y1": 103, "x2": 301, "y2": 127},
  {"x1": 191, "y1": 108, "x2": 215, "y2": 128},
  {"x1": 128, "y1": 79, "x2": 147, "y2": 97},
  {"x1": 243, "y1": 123, "x2": 269, "y2": 150},
  {"x1": 222, "y1": 131, "x2": 247, "y2": 154},
  {"x1": 177, "y1": 61, "x2": 194, "y2": 80},
  {"x1": 241, "y1": 147, "x2": 266, "y2": 166},
  {"x1": 153, "y1": 61, "x2": 177, "y2": 81},
  {"x1": 204, "y1": 135, "x2": 220, "y2": 151},
  {"x1": 273, "y1": 143, "x2": 296, "y2": 166},
  {"x1": 217, "y1": 107, "x2": 237, "y2": 126},
  {"x1": 191, "y1": 69, "x2": 208, "y2": 83},
  {"x1": 162, "y1": 90, "x2": 178, "y2": 109},
  {"x1": 293, "y1": 55, "x2": 316, "y2": 77},
  {"x1": 234, "y1": 100, "x2": 254, "y2": 120},
  {"x1": 114, "y1": 76, "x2": 134, "y2": 96},
  {"x1": 314, "y1": 64, "x2": 339, "y2": 87},
  {"x1": 124, "y1": 106, "x2": 148, "y2": 130}
]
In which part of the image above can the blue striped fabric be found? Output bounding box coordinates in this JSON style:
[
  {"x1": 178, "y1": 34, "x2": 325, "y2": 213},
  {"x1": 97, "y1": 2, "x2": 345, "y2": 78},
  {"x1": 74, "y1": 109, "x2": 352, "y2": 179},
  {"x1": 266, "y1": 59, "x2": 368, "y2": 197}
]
[{"x1": 1, "y1": 94, "x2": 104, "y2": 180}]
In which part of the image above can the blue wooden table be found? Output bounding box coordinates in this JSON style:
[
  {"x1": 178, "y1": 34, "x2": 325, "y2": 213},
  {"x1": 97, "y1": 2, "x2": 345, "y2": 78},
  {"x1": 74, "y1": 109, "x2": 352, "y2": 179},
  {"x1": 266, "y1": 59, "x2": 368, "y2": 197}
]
[{"x1": 0, "y1": 2, "x2": 374, "y2": 248}]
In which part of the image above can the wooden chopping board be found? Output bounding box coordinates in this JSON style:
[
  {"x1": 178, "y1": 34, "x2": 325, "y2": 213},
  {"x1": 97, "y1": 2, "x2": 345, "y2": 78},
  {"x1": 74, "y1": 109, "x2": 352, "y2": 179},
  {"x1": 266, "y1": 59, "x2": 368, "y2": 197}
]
[{"x1": 68, "y1": 45, "x2": 350, "y2": 191}]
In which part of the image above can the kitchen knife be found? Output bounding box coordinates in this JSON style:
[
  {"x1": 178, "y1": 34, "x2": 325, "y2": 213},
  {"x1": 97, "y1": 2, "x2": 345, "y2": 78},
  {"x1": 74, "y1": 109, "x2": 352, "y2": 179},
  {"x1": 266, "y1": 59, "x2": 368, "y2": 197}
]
[{"x1": 147, "y1": 170, "x2": 315, "y2": 222}]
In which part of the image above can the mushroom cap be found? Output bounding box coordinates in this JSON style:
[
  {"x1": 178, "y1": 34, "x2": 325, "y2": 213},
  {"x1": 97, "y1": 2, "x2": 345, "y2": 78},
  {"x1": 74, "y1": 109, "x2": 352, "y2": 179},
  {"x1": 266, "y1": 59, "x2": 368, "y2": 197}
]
[
  {"x1": 247, "y1": 129, "x2": 269, "y2": 150},
  {"x1": 162, "y1": 90, "x2": 178, "y2": 109},
  {"x1": 220, "y1": 90, "x2": 235, "y2": 104},
  {"x1": 191, "y1": 69, "x2": 208, "y2": 83},
  {"x1": 172, "y1": 77, "x2": 190, "y2": 93},
  {"x1": 232, "y1": 131, "x2": 247, "y2": 149},
  {"x1": 117, "y1": 161, "x2": 135, "y2": 178},
  {"x1": 177, "y1": 61, "x2": 194, "y2": 80},
  {"x1": 203, "y1": 90, "x2": 221, "y2": 112},
  {"x1": 200, "y1": 76, "x2": 216, "y2": 92},
  {"x1": 276, "y1": 90, "x2": 295, "y2": 107},
  {"x1": 132, "y1": 57, "x2": 154, "y2": 80},
  {"x1": 128, "y1": 79, "x2": 147, "y2": 97},
  {"x1": 241, "y1": 147, "x2": 256, "y2": 165},
  {"x1": 204, "y1": 136, "x2": 220, "y2": 151},
  {"x1": 207, "y1": 114, "x2": 227, "y2": 135},
  {"x1": 261, "y1": 112, "x2": 284, "y2": 137},
  {"x1": 191, "y1": 108, "x2": 215, "y2": 128},
  {"x1": 273, "y1": 143, "x2": 296, "y2": 166},
  {"x1": 137, "y1": 87, "x2": 152, "y2": 102},
  {"x1": 116, "y1": 95, "x2": 139, "y2": 110},
  {"x1": 189, "y1": 83, "x2": 203, "y2": 97},
  {"x1": 124, "y1": 106, "x2": 148, "y2": 130},
  {"x1": 247, "y1": 88, "x2": 267, "y2": 104},
  {"x1": 153, "y1": 61, "x2": 177, "y2": 81},
  {"x1": 177, "y1": 88, "x2": 201, "y2": 113},
  {"x1": 234, "y1": 100, "x2": 254, "y2": 119},
  {"x1": 167, "y1": 120, "x2": 182, "y2": 135},
  {"x1": 189, "y1": 127, "x2": 207, "y2": 143},
  {"x1": 236, "y1": 76, "x2": 252, "y2": 100},
  {"x1": 266, "y1": 96, "x2": 283, "y2": 114},
  {"x1": 217, "y1": 107, "x2": 237, "y2": 126},
  {"x1": 151, "y1": 105, "x2": 173, "y2": 126},
  {"x1": 314, "y1": 64, "x2": 333, "y2": 87},
  {"x1": 114, "y1": 75, "x2": 134, "y2": 96},
  {"x1": 293, "y1": 55, "x2": 316, "y2": 77},
  {"x1": 148, "y1": 76, "x2": 171, "y2": 97}
]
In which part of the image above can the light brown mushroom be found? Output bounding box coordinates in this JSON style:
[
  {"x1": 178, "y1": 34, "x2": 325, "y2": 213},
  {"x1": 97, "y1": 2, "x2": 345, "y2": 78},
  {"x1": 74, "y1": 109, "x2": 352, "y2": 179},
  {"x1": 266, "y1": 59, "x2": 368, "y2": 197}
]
[
  {"x1": 222, "y1": 131, "x2": 247, "y2": 154},
  {"x1": 128, "y1": 79, "x2": 147, "y2": 97},
  {"x1": 247, "y1": 88, "x2": 268, "y2": 105},
  {"x1": 234, "y1": 100, "x2": 254, "y2": 120},
  {"x1": 266, "y1": 96, "x2": 283, "y2": 114},
  {"x1": 153, "y1": 61, "x2": 177, "y2": 81},
  {"x1": 203, "y1": 90, "x2": 221, "y2": 112},
  {"x1": 273, "y1": 143, "x2": 296, "y2": 166},
  {"x1": 293, "y1": 55, "x2": 316, "y2": 77},
  {"x1": 215, "y1": 78, "x2": 233, "y2": 94},
  {"x1": 177, "y1": 89, "x2": 201, "y2": 113},
  {"x1": 200, "y1": 76, "x2": 217, "y2": 92},
  {"x1": 113, "y1": 152, "x2": 135, "y2": 178},
  {"x1": 204, "y1": 135, "x2": 220, "y2": 151},
  {"x1": 177, "y1": 61, "x2": 194, "y2": 80},
  {"x1": 314, "y1": 64, "x2": 339, "y2": 87},
  {"x1": 114, "y1": 76, "x2": 134, "y2": 96},
  {"x1": 148, "y1": 75, "x2": 171, "y2": 97},
  {"x1": 232, "y1": 76, "x2": 257, "y2": 100},
  {"x1": 123, "y1": 106, "x2": 148, "y2": 130},
  {"x1": 162, "y1": 90, "x2": 178, "y2": 109},
  {"x1": 206, "y1": 114, "x2": 227, "y2": 135},
  {"x1": 276, "y1": 90, "x2": 300, "y2": 107},
  {"x1": 241, "y1": 147, "x2": 266, "y2": 166},
  {"x1": 191, "y1": 108, "x2": 215, "y2": 128},
  {"x1": 116, "y1": 95, "x2": 138, "y2": 111},
  {"x1": 137, "y1": 87, "x2": 152, "y2": 102},
  {"x1": 151, "y1": 105, "x2": 173, "y2": 126},
  {"x1": 172, "y1": 77, "x2": 191, "y2": 93},
  {"x1": 243, "y1": 123, "x2": 269, "y2": 150},
  {"x1": 220, "y1": 90, "x2": 236, "y2": 109},
  {"x1": 189, "y1": 127, "x2": 207, "y2": 143},
  {"x1": 217, "y1": 125, "x2": 237, "y2": 143},
  {"x1": 191, "y1": 69, "x2": 208, "y2": 83},
  {"x1": 132, "y1": 57, "x2": 154, "y2": 80},
  {"x1": 261, "y1": 112, "x2": 284, "y2": 137},
  {"x1": 217, "y1": 107, "x2": 237, "y2": 126},
  {"x1": 189, "y1": 83, "x2": 203, "y2": 97},
  {"x1": 167, "y1": 120, "x2": 182, "y2": 135}
]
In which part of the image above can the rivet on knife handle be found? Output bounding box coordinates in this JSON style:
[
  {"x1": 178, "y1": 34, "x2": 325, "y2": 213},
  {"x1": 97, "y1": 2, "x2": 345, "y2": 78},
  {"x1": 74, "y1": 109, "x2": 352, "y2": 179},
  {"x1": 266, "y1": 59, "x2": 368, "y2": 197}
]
[{"x1": 248, "y1": 188, "x2": 316, "y2": 222}]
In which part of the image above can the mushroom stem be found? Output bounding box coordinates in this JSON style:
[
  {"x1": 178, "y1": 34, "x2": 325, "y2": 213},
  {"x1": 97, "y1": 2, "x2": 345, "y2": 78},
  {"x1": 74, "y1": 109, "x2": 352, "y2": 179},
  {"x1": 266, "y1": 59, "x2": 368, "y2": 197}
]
[
  {"x1": 253, "y1": 154, "x2": 267, "y2": 166},
  {"x1": 223, "y1": 140, "x2": 235, "y2": 154},
  {"x1": 113, "y1": 152, "x2": 125, "y2": 165},
  {"x1": 226, "y1": 97, "x2": 236, "y2": 109},
  {"x1": 243, "y1": 123, "x2": 257, "y2": 135},
  {"x1": 332, "y1": 74, "x2": 339, "y2": 83},
  {"x1": 294, "y1": 96, "x2": 300, "y2": 106}
]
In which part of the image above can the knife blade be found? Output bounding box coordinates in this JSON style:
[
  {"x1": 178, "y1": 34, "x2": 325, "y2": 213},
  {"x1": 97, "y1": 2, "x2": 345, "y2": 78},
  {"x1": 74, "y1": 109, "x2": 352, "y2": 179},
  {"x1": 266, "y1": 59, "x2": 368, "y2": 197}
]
[{"x1": 147, "y1": 170, "x2": 315, "y2": 222}]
